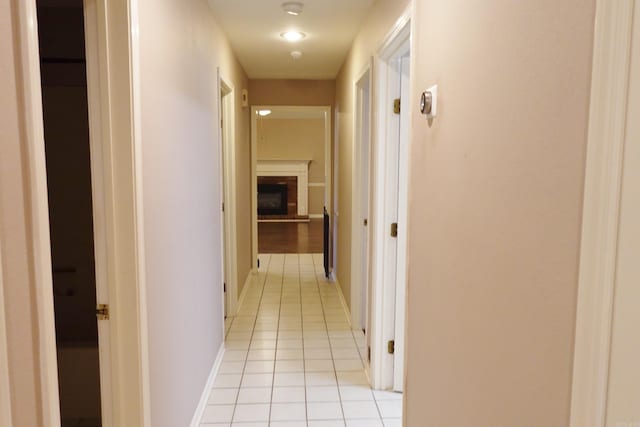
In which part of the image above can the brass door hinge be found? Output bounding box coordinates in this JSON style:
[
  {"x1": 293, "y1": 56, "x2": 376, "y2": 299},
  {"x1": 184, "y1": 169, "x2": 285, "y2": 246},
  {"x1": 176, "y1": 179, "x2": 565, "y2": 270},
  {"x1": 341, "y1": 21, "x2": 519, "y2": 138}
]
[
  {"x1": 96, "y1": 304, "x2": 109, "y2": 320},
  {"x1": 390, "y1": 222, "x2": 398, "y2": 238},
  {"x1": 393, "y1": 98, "x2": 401, "y2": 114},
  {"x1": 388, "y1": 340, "x2": 395, "y2": 354},
  {"x1": 367, "y1": 346, "x2": 371, "y2": 362},
  {"x1": 363, "y1": 218, "x2": 368, "y2": 226}
]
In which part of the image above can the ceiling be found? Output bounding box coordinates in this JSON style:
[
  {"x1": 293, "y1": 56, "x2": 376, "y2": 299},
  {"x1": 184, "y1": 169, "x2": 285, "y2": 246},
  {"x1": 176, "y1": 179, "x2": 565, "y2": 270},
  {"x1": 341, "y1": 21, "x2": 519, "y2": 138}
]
[{"x1": 207, "y1": 0, "x2": 375, "y2": 80}]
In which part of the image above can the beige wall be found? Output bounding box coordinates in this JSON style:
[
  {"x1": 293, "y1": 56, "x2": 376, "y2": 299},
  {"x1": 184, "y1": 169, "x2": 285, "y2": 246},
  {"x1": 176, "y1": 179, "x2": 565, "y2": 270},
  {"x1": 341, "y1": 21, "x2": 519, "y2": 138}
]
[
  {"x1": 138, "y1": 0, "x2": 249, "y2": 425},
  {"x1": 227, "y1": 45, "x2": 252, "y2": 298},
  {"x1": 404, "y1": 0, "x2": 595, "y2": 425},
  {"x1": 249, "y1": 79, "x2": 335, "y2": 106},
  {"x1": 0, "y1": 0, "x2": 45, "y2": 425},
  {"x1": 257, "y1": 118, "x2": 326, "y2": 216},
  {"x1": 334, "y1": 0, "x2": 410, "y2": 307}
]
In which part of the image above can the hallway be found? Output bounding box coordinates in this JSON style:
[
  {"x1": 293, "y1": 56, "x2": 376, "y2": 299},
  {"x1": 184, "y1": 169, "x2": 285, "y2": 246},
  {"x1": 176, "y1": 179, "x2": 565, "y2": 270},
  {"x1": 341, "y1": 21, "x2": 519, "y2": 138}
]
[{"x1": 200, "y1": 254, "x2": 402, "y2": 426}]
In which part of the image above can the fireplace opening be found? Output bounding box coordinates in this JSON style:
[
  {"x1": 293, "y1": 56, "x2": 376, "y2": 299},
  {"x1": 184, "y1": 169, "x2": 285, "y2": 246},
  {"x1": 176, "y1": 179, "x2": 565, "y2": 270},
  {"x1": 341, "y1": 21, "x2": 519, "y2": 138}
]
[{"x1": 258, "y1": 183, "x2": 288, "y2": 215}]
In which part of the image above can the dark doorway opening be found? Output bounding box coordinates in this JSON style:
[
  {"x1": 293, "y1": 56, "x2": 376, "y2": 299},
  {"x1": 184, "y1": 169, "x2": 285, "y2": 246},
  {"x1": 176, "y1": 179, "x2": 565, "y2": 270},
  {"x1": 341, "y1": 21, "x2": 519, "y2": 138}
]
[{"x1": 37, "y1": 1, "x2": 103, "y2": 425}]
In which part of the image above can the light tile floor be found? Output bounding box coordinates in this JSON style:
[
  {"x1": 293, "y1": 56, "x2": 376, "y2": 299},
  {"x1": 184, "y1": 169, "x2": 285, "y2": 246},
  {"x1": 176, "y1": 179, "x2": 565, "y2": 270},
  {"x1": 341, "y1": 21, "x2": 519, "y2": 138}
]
[{"x1": 200, "y1": 253, "x2": 403, "y2": 427}]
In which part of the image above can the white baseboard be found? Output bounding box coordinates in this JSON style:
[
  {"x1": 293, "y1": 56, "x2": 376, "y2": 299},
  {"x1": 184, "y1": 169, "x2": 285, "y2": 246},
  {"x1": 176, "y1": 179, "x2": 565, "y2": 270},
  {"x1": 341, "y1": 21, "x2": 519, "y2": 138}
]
[
  {"x1": 333, "y1": 278, "x2": 353, "y2": 328},
  {"x1": 308, "y1": 214, "x2": 323, "y2": 219},
  {"x1": 190, "y1": 344, "x2": 225, "y2": 427}
]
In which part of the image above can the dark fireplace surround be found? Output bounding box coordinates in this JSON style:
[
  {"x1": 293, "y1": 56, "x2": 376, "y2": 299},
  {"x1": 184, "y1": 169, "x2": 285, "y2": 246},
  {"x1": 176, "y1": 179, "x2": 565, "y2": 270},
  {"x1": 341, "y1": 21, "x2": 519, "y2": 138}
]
[{"x1": 257, "y1": 176, "x2": 301, "y2": 219}]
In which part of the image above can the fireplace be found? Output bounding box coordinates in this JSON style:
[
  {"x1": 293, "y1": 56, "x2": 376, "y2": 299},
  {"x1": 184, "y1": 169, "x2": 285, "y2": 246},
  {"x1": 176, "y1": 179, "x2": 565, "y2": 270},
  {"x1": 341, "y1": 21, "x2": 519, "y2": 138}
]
[{"x1": 258, "y1": 183, "x2": 288, "y2": 215}]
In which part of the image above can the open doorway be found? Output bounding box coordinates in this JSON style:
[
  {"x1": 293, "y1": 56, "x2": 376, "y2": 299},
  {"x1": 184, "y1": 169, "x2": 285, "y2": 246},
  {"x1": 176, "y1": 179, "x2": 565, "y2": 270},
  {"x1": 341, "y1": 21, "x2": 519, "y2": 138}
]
[
  {"x1": 251, "y1": 106, "x2": 332, "y2": 260},
  {"x1": 36, "y1": 0, "x2": 109, "y2": 425}
]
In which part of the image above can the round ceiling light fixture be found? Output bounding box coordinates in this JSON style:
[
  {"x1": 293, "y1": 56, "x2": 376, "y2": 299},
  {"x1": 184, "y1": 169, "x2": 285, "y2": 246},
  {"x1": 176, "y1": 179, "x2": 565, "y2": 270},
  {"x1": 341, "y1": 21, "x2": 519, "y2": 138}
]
[
  {"x1": 258, "y1": 109, "x2": 272, "y2": 116},
  {"x1": 282, "y1": 2, "x2": 304, "y2": 16},
  {"x1": 280, "y1": 31, "x2": 306, "y2": 42},
  {"x1": 290, "y1": 50, "x2": 303, "y2": 60}
]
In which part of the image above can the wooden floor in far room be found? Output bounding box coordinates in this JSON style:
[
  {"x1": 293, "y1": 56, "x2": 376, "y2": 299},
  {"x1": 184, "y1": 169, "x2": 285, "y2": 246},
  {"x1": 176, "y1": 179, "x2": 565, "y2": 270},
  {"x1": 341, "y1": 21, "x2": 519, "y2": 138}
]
[{"x1": 258, "y1": 219, "x2": 323, "y2": 253}]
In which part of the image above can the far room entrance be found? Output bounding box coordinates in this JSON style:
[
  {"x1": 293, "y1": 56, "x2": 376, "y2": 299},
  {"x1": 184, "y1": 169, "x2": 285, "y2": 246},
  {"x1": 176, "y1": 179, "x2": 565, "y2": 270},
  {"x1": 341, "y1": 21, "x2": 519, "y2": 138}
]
[{"x1": 251, "y1": 106, "x2": 332, "y2": 259}]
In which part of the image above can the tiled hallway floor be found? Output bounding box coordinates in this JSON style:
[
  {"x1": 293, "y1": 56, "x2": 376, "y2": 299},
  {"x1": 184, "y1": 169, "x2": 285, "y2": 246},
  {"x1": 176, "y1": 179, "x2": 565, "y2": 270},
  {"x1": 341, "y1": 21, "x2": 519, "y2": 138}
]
[{"x1": 200, "y1": 253, "x2": 403, "y2": 427}]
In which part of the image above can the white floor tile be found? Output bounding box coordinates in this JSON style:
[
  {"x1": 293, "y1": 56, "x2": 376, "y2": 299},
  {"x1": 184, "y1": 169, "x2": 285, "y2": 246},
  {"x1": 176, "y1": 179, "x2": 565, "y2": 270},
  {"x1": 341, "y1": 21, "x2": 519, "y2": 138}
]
[
  {"x1": 272, "y1": 386, "x2": 306, "y2": 403},
  {"x1": 237, "y1": 387, "x2": 272, "y2": 404},
  {"x1": 201, "y1": 404, "x2": 234, "y2": 423},
  {"x1": 207, "y1": 388, "x2": 238, "y2": 405},
  {"x1": 275, "y1": 360, "x2": 305, "y2": 373},
  {"x1": 306, "y1": 385, "x2": 340, "y2": 402},
  {"x1": 244, "y1": 360, "x2": 274, "y2": 374},
  {"x1": 270, "y1": 402, "x2": 307, "y2": 421},
  {"x1": 196, "y1": 254, "x2": 403, "y2": 426},
  {"x1": 308, "y1": 421, "x2": 347, "y2": 427},
  {"x1": 213, "y1": 374, "x2": 242, "y2": 388},
  {"x1": 377, "y1": 400, "x2": 403, "y2": 418},
  {"x1": 346, "y1": 420, "x2": 384, "y2": 427},
  {"x1": 273, "y1": 372, "x2": 306, "y2": 387},
  {"x1": 341, "y1": 401, "x2": 380, "y2": 420},
  {"x1": 232, "y1": 403, "x2": 270, "y2": 423},
  {"x1": 241, "y1": 373, "x2": 273, "y2": 388},
  {"x1": 307, "y1": 401, "x2": 343, "y2": 420}
]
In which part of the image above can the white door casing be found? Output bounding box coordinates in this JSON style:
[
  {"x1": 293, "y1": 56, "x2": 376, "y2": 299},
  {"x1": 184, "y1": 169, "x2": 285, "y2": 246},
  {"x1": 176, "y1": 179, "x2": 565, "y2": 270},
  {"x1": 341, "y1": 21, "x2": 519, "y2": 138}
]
[
  {"x1": 218, "y1": 73, "x2": 239, "y2": 318},
  {"x1": 351, "y1": 62, "x2": 373, "y2": 333},
  {"x1": 369, "y1": 5, "x2": 412, "y2": 391},
  {"x1": 570, "y1": 0, "x2": 637, "y2": 426},
  {"x1": 17, "y1": 0, "x2": 153, "y2": 424}
]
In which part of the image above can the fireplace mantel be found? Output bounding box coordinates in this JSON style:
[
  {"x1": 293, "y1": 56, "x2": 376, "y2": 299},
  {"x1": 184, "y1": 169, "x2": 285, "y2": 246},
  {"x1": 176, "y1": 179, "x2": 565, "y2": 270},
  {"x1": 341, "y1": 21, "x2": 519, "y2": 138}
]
[{"x1": 257, "y1": 160, "x2": 311, "y2": 216}]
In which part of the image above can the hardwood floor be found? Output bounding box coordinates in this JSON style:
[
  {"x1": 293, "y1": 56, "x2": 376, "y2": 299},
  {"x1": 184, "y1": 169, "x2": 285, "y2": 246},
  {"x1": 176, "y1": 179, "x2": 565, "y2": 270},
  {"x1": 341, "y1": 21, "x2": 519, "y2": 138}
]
[{"x1": 258, "y1": 219, "x2": 323, "y2": 253}]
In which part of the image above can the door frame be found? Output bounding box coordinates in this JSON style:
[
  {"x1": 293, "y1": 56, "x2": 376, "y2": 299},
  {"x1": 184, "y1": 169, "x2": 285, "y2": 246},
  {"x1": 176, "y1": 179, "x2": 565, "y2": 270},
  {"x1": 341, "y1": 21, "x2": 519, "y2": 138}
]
[
  {"x1": 218, "y1": 72, "x2": 239, "y2": 317},
  {"x1": 350, "y1": 62, "x2": 374, "y2": 332},
  {"x1": 250, "y1": 105, "x2": 332, "y2": 268},
  {"x1": 368, "y1": 5, "x2": 412, "y2": 391},
  {"x1": 0, "y1": 243, "x2": 12, "y2": 426},
  {"x1": 569, "y1": 0, "x2": 636, "y2": 425},
  {"x1": 16, "y1": 0, "x2": 152, "y2": 425}
]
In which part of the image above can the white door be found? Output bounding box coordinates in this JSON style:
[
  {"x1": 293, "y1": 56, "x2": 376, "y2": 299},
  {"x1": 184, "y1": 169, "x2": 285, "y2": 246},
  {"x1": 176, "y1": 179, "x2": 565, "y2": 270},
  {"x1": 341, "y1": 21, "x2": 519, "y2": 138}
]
[
  {"x1": 392, "y1": 52, "x2": 411, "y2": 392},
  {"x1": 605, "y1": 3, "x2": 640, "y2": 424}
]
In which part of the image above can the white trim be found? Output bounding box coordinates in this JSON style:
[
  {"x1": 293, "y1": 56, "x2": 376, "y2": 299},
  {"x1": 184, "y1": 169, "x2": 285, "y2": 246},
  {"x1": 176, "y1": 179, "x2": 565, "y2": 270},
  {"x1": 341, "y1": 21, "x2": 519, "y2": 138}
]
[
  {"x1": 569, "y1": 1, "x2": 635, "y2": 426},
  {"x1": 251, "y1": 106, "x2": 332, "y2": 270},
  {"x1": 83, "y1": 0, "x2": 113, "y2": 423},
  {"x1": 333, "y1": 279, "x2": 352, "y2": 328},
  {"x1": 0, "y1": 242, "x2": 13, "y2": 427},
  {"x1": 308, "y1": 182, "x2": 326, "y2": 187},
  {"x1": 236, "y1": 271, "x2": 255, "y2": 313},
  {"x1": 369, "y1": 4, "x2": 412, "y2": 391},
  {"x1": 350, "y1": 61, "x2": 373, "y2": 331},
  {"x1": 128, "y1": 0, "x2": 153, "y2": 423},
  {"x1": 20, "y1": 0, "x2": 152, "y2": 424},
  {"x1": 16, "y1": 0, "x2": 62, "y2": 424},
  {"x1": 308, "y1": 214, "x2": 324, "y2": 219},
  {"x1": 190, "y1": 344, "x2": 225, "y2": 427},
  {"x1": 219, "y1": 73, "x2": 239, "y2": 316}
]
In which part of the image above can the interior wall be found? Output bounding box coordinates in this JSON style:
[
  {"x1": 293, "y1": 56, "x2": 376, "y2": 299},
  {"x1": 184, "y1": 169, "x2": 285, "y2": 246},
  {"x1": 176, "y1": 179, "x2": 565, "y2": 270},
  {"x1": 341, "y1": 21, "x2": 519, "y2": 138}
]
[
  {"x1": 0, "y1": 0, "x2": 45, "y2": 425},
  {"x1": 257, "y1": 118, "x2": 326, "y2": 216},
  {"x1": 404, "y1": 1, "x2": 595, "y2": 425},
  {"x1": 334, "y1": 0, "x2": 410, "y2": 307},
  {"x1": 249, "y1": 79, "x2": 335, "y2": 106},
  {"x1": 137, "y1": 0, "x2": 249, "y2": 425}
]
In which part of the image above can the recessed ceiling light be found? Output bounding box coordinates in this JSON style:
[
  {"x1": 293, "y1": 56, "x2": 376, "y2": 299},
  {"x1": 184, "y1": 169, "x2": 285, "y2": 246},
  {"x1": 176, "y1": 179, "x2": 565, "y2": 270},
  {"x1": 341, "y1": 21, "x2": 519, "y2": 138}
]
[
  {"x1": 282, "y1": 2, "x2": 303, "y2": 16},
  {"x1": 281, "y1": 31, "x2": 306, "y2": 42},
  {"x1": 290, "y1": 50, "x2": 303, "y2": 60},
  {"x1": 258, "y1": 109, "x2": 272, "y2": 116}
]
